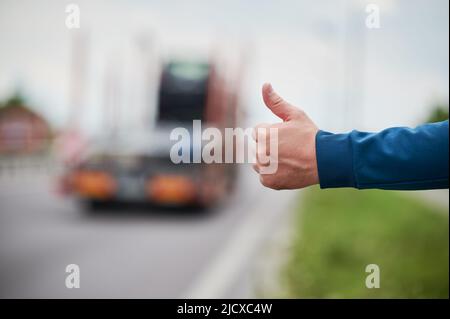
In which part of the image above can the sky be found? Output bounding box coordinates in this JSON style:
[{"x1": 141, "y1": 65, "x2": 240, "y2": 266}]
[{"x1": 0, "y1": 0, "x2": 448, "y2": 134}]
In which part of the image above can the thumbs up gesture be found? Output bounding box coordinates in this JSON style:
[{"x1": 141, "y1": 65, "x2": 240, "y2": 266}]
[{"x1": 253, "y1": 83, "x2": 320, "y2": 190}]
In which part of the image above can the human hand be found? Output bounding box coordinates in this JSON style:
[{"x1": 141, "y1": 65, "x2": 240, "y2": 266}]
[{"x1": 253, "y1": 83, "x2": 320, "y2": 190}]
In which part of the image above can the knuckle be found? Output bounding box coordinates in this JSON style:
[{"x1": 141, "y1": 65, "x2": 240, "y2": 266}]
[
  {"x1": 272, "y1": 97, "x2": 284, "y2": 108},
  {"x1": 259, "y1": 175, "x2": 270, "y2": 187},
  {"x1": 259, "y1": 175, "x2": 281, "y2": 190},
  {"x1": 254, "y1": 124, "x2": 270, "y2": 140},
  {"x1": 269, "y1": 180, "x2": 282, "y2": 190}
]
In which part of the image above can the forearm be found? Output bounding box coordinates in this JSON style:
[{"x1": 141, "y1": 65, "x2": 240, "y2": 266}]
[{"x1": 316, "y1": 120, "x2": 449, "y2": 190}]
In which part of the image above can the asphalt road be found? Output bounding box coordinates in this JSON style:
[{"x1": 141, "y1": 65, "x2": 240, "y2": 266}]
[{"x1": 0, "y1": 164, "x2": 297, "y2": 298}]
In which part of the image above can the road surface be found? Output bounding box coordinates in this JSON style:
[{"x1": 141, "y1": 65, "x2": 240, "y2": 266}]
[{"x1": 0, "y1": 163, "x2": 297, "y2": 298}]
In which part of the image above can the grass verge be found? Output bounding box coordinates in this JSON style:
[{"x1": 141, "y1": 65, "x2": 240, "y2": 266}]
[{"x1": 283, "y1": 187, "x2": 449, "y2": 298}]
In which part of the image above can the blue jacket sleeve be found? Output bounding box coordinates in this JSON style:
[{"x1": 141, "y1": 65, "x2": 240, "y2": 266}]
[{"x1": 315, "y1": 120, "x2": 449, "y2": 190}]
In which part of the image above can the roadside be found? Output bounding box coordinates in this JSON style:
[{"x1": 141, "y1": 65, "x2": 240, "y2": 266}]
[
  {"x1": 254, "y1": 187, "x2": 449, "y2": 298},
  {"x1": 251, "y1": 191, "x2": 300, "y2": 298}
]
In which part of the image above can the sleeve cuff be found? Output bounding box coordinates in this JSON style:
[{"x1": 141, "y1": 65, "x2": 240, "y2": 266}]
[{"x1": 315, "y1": 130, "x2": 356, "y2": 189}]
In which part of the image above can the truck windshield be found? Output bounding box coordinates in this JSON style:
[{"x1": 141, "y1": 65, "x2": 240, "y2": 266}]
[{"x1": 157, "y1": 62, "x2": 209, "y2": 123}]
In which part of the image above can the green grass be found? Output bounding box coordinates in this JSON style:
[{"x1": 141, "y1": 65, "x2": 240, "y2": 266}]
[{"x1": 283, "y1": 187, "x2": 449, "y2": 298}]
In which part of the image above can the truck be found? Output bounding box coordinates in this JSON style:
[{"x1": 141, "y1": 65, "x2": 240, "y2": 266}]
[{"x1": 60, "y1": 59, "x2": 242, "y2": 209}]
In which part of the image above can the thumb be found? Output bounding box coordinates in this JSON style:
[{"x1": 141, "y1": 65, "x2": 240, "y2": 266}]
[{"x1": 262, "y1": 83, "x2": 297, "y2": 121}]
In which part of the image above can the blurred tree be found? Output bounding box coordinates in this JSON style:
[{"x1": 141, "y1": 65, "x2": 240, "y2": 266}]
[
  {"x1": 0, "y1": 91, "x2": 27, "y2": 109},
  {"x1": 426, "y1": 103, "x2": 449, "y2": 123}
]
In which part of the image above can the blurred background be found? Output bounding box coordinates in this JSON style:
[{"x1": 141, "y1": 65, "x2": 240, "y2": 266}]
[{"x1": 0, "y1": 0, "x2": 448, "y2": 298}]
